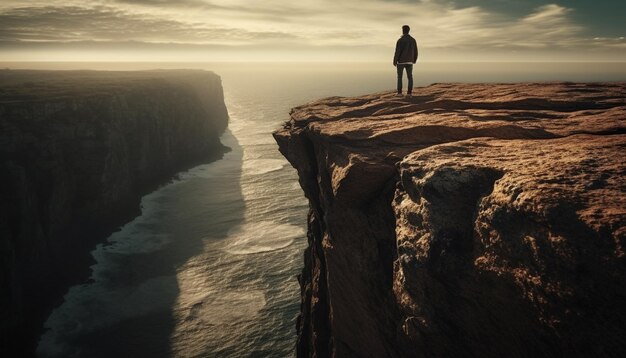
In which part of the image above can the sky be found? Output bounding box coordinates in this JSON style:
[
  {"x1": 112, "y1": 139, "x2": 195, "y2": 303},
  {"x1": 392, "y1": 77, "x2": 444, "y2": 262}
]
[{"x1": 0, "y1": 0, "x2": 624, "y2": 62}]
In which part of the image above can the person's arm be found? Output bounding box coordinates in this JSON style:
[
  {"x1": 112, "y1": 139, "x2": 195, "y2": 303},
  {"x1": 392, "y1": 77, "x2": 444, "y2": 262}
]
[
  {"x1": 393, "y1": 39, "x2": 400, "y2": 66},
  {"x1": 413, "y1": 38, "x2": 418, "y2": 63}
]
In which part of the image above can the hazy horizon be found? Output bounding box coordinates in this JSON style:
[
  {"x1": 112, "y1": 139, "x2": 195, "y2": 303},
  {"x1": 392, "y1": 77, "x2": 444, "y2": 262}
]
[{"x1": 3, "y1": 62, "x2": 625, "y2": 97}]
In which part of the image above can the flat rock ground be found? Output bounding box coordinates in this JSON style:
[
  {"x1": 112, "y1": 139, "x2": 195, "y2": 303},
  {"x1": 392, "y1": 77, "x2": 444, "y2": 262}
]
[{"x1": 275, "y1": 82, "x2": 626, "y2": 357}]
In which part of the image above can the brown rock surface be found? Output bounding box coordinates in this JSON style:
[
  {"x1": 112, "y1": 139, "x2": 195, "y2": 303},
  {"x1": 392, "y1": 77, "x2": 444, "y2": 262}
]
[{"x1": 274, "y1": 82, "x2": 626, "y2": 357}]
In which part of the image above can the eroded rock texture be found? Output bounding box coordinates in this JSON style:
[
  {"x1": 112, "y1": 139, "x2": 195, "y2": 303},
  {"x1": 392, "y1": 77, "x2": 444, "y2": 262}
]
[
  {"x1": 0, "y1": 70, "x2": 228, "y2": 355},
  {"x1": 274, "y1": 83, "x2": 626, "y2": 357}
]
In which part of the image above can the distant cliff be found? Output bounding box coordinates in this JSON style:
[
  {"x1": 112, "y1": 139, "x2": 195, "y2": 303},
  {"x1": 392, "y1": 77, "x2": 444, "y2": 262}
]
[
  {"x1": 274, "y1": 83, "x2": 626, "y2": 357},
  {"x1": 0, "y1": 69, "x2": 229, "y2": 355}
]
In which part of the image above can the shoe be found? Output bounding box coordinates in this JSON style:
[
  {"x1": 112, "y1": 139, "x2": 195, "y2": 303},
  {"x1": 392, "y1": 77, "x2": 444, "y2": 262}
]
[
  {"x1": 406, "y1": 93, "x2": 412, "y2": 98},
  {"x1": 395, "y1": 92, "x2": 403, "y2": 97}
]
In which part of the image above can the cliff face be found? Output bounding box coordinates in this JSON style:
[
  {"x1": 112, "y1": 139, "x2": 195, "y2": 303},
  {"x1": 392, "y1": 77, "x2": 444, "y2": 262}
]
[
  {"x1": 0, "y1": 70, "x2": 228, "y2": 355},
  {"x1": 274, "y1": 83, "x2": 626, "y2": 357}
]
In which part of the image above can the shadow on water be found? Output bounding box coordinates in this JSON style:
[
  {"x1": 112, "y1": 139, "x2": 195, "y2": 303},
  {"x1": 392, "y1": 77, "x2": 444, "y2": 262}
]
[{"x1": 36, "y1": 129, "x2": 245, "y2": 358}]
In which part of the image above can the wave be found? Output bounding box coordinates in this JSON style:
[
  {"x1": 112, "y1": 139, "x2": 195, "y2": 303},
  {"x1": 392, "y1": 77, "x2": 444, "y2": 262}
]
[
  {"x1": 240, "y1": 135, "x2": 278, "y2": 146},
  {"x1": 290, "y1": 181, "x2": 302, "y2": 191},
  {"x1": 223, "y1": 221, "x2": 305, "y2": 255},
  {"x1": 242, "y1": 159, "x2": 287, "y2": 175},
  {"x1": 37, "y1": 275, "x2": 178, "y2": 357}
]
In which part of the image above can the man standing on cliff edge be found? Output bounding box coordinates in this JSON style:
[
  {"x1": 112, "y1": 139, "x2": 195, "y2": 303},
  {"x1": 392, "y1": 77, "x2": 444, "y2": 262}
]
[{"x1": 393, "y1": 25, "x2": 418, "y2": 97}]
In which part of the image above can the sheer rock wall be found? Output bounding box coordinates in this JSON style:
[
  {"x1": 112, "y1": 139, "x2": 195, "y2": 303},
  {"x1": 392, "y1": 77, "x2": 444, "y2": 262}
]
[
  {"x1": 0, "y1": 70, "x2": 229, "y2": 355},
  {"x1": 274, "y1": 83, "x2": 626, "y2": 357}
]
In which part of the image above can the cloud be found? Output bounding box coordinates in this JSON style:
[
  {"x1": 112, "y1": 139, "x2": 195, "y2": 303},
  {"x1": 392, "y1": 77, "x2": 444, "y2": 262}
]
[
  {"x1": 592, "y1": 36, "x2": 626, "y2": 49},
  {"x1": 109, "y1": 0, "x2": 319, "y2": 21},
  {"x1": 0, "y1": 1, "x2": 623, "y2": 61},
  {"x1": 114, "y1": 0, "x2": 204, "y2": 5},
  {"x1": 0, "y1": 5, "x2": 297, "y2": 45},
  {"x1": 505, "y1": 4, "x2": 583, "y2": 47}
]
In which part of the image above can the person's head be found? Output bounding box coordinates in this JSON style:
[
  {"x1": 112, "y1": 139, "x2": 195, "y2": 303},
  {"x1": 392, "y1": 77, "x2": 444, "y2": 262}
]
[{"x1": 402, "y1": 25, "x2": 410, "y2": 35}]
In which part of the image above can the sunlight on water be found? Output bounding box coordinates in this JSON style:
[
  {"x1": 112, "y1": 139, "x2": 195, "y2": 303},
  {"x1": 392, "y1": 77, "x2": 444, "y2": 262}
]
[
  {"x1": 37, "y1": 66, "x2": 314, "y2": 357},
  {"x1": 242, "y1": 158, "x2": 287, "y2": 176},
  {"x1": 169, "y1": 251, "x2": 268, "y2": 357},
  {"x1": 224, "y1": 221, "x2": 304, "y2": 255}
]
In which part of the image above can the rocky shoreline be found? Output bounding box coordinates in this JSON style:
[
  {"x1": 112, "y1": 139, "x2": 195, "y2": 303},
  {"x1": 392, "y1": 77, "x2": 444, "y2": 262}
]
[
  {"x1": 274, "y1": 83, "x2": 626, "y2": 357},
  {"x1": 0, "y1": 70, "x2": 229, "y2": 356}
]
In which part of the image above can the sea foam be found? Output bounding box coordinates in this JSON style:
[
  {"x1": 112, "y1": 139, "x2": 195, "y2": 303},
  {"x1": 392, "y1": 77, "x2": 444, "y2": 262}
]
[
  {"x1": 242, "y1": 158, "x2": 287, "y2": 175},
  {"x1": 224, "y1": 221, "x2": 305, "y2": 255}
]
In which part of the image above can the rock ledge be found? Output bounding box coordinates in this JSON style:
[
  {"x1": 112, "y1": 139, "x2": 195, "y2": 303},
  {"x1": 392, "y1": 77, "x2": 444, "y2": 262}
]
[{"x1": 274, "y1": 82, "x2": 626, "y2": 357}]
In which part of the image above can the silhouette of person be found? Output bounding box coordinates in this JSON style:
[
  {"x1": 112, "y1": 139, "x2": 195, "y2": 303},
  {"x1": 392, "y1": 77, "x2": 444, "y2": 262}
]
[{"x1": 393, "y1": 25, "x2": 418, "y2": 97}]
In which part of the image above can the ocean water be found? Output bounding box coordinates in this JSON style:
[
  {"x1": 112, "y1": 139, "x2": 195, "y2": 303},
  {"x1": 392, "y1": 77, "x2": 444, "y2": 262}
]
[{"x1": 30, "y1": 62, "x2": 626, "y2": 357}]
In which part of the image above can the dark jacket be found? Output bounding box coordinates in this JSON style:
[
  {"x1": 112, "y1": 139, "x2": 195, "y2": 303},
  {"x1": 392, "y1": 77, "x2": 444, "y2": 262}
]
[{"x1": 393, "y1": 34, "x2": 418, "y2": 65}]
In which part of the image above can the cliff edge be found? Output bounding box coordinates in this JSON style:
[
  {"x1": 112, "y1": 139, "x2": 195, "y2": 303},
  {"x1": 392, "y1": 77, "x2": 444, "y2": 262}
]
[
  {"x1": 0, "y1": 70, "x2": 229, "y2": 355},
  {"x1": 274, "y1": 83, "x2": 626, "y2": 357}
]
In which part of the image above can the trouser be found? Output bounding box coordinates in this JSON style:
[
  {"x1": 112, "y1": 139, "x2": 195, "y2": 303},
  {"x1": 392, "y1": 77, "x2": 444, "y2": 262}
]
[{"x1": 396, "y1": 64, "x2": 413, "y2": 94}]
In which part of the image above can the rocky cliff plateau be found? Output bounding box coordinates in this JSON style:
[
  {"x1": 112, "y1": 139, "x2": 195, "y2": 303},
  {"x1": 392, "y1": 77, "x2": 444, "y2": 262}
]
[
  {"x1": 274, "y1": 82, "x2": 626, "y2": 357},
  {"x1": 0, "y1": 69, "x2": 228, "y2": 355}
]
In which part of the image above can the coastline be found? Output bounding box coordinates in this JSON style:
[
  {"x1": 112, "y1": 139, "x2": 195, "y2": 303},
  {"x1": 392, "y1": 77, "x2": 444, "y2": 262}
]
[{"x1": 0, "y1": 69, "x2": 229, "y2": 356}]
